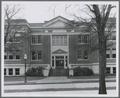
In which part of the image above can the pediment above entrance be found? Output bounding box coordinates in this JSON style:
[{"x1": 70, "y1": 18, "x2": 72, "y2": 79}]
[
  {"x1": 43, "y1": 16, "x2": 73, "y2": 28},
  {"x1": 52, "y1": 49, "x2": 67, "y2": 54}
]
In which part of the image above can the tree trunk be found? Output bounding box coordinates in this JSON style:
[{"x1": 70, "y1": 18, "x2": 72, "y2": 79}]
[{"x1": 99, "y1": 36, "x2": 107, "y2": 94}]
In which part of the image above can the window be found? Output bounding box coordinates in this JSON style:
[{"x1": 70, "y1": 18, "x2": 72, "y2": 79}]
[
  {"x1": 31, "y1": 51, "x2": 42, "y2": 60},
  {"x1": 4, "y1": 55, "x2": 7, "y2": 59},
  {"x1": 84, "y1": 50, "x2": 88, "y2": 59},
  {"x1": 78, "y1": 35, "x2": 89, "y2": 43},
  {"x1": 112, "y1": 54, "x2": 116, "y2": 58},
  {"x1": 106, "y1": 54, "x2": 110, "y2": 58},
  {"x1": 31, "y1": 35, "x2": 36, "y2": 44},
  {"x1": 77, "y1": 49, "x2": 88, "y2": 59},
  {"x1": 113, "y1": 67, "x2": 116, "y2": 74},
  {"x1": 32, "y1": 51, "x2": 37, "y2": 60},
  {"x1": 8, "y1": 68, "x2": 13, "y2": 75},
  {"x1": 16, "y1": 55, "x2": 20, "y2": 59},
  {"x1": 84, "y1": 35, "x2": 89, "y2": 43},
  {"x1": 52, "y1": 35, "x2": 67, "y2": 46},
  {"x1": 112, "y1": 48, "x2": 116, "y2": 50},
  {"x1": 111, "y1": 35, "x2": 116, "y2": 40},
  {"x1": 78, "y1": 35, "x2": 82, "y2": 43},
  {"x1": 31, "y1": 35, "x2": 42, "y2": 44},
  {"x1": 38, "y1": 35, "x2": 41, "y2": 43},
  {"x1": 9, "y1": 55, "x2": 13, "y2": 59},
  {"x1": 15, "y1": 68, "x2": 20, "y2": 75},
  {"x1": 38, "y1": 51, "x2": 42, "y2": 60},
  {"x1": 106, "y1": 67, "x2": 110, "y2": 74},
  {"x1": 77, "y1": 50, "x2": 82, "y2": 59},
  {"x1": 52, "y1": 56, "x2": 54, "y2": 67},
  {"x1": 4, "y1": 68, "x2": 6, "y2": 75}
]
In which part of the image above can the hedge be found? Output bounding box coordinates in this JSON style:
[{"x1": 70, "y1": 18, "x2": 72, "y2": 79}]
[
  {"x1": 26, "y1": 67, "x2": 43, "y2": 76},
  {"x1": 73, "y1": 67, "x2": 94, "y2": 76}
]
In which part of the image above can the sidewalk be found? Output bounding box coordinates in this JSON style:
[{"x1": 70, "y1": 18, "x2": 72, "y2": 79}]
[
  {"x1": 3, "y1": 76, "x2": 117, "y2": 97},
  {"x1": 4, "y1": 76, "x2": 116, "y2": 85},
  {"x1": 4, "y1": 77, "x2": 116, "y2": 92}
]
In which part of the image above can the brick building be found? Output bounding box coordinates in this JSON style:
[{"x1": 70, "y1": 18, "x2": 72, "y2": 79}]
[{"x1": 4, "y1": 16, "x2": 116, "y2": 76}]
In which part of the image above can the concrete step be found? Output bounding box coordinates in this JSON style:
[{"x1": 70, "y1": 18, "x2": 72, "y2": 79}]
[{"x1": 49, "y1": 69, "x2": 69, "y2": 76}]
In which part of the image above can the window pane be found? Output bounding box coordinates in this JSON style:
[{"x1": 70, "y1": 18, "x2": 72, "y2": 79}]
[
  {"x1": 16, "y1": 55, "x2": 20, "y2": 59},
  {"x1": 38, "y1": 35, "x2": 41, "y2": 43},
  {"x1": 113, "y1": 67, "x2": 116, "y2": 74},
  {"x1": 106, "y1": 54, "x2": 110, "y2": 58},
  {"x1": 4, "y1": 68, "x2": 6, "y2": 75},
  {"x1": 31, "y1": 35, "x2": 36, "y2": 44},
  {"x1": 15, "y1": 68, "x2": 20, "y2": 75},
  {"x1": 52, "y1": 35, "x2": 67, "y2": 46},
  {"x1": 38, "y1": 51, "x2": 42, "y2": 60},
  {"x1": 84, "y1": 50, "x2": 88, "y2": 59},
  {"x1": 77, "y1": 50, "x2": 82, "y2": 59},
  {"x1": 9, "y1": 55, "x2": 13, "y2": 59},
  {"x1": 4, "y1": 55, "x2": 7, "y2": 59},
  {"x1": 32, "y1": 51, "x2": 36, "y2": 60},
  {"x1": 52, "y1": 60, "x2": 54, "y2": 67},
  {"x1": 9, "y1": 68, "x2": 13, "y2": 75},
  {"x1": 112, "y1": 54, "x2": 116, "y2": 58},
  {"x1": 84, "y1": 35, "x2": 88, "y2": 43},
  {"x1": 106, "y1": 67, "x2": 110, "y2": 74},
  {"x1": 78, "y1": 35, "x2": 82, "y2": 43}
]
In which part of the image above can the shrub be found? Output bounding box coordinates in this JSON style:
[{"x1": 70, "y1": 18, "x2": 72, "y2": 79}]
[
  {"x1": 73, "y1": 67, "x2": 94, "y2": 76},
  {"x1": 26, "y1": 67, "x2": 43, "y2": 76}
]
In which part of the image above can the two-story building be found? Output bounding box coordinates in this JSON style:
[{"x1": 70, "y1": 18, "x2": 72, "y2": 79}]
[{"x1": 4, "y1": 16, "x2": 116, "y2": 76}]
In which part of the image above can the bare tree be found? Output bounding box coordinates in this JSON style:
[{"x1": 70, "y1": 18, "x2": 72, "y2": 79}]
[
  {"x1": 65, "y1": 4, "x2": 116, "y2": 94},
  {"x1": 86, "y1": 5, "x2": 116, "y2": 94},
  {"x1": 4, "y1": 4, "x2": 24, "y2": 53},
  {"x1": 4, "y1": 4, "x2": 21, "y2": 44}
]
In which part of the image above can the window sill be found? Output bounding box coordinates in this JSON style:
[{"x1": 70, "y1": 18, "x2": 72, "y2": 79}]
[
  {"x1": 107, "y1": 58, "x2": 116, "y2": 59},
  {"x1": 77, "y1": 59, "x2": 88, "y2": 61},
  {"x1": 31, "y1": 43, "x2": 43, "y2": 45},
  {"x1": 6, "y1": 42, "x2": 21, "y2": 44},
  {"x1": 77, "y1": 43, "x2": 89, "y2": 45},
  {"x1": 31, "y1": 60, "x2": 42, "y2": 61},
  {"x1": 4, "y1": 59, "x2": 21, "y2": 61}
]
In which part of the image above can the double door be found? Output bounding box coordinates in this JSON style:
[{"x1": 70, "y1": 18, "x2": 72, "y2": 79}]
[{"x1": 52, "y1": 55, "x2": 68, "y2": 69}]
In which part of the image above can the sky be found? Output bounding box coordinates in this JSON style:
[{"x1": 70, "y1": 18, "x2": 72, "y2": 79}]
[{"x1": 2, "y1": 1, "x2": 118, "y2": 23}]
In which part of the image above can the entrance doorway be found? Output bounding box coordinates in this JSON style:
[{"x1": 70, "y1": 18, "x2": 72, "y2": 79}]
[
  {"x1": 50, "y1": 55, "x2": 68, "y2": 76},
  {"x1": 51, "y1": 55, "x2": 68, "y2": 69}
]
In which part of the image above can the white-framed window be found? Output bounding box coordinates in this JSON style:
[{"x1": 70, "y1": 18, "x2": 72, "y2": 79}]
[
  {"x1": 106, "y1": 48, "x2": 116, "y2": 59},
  {"x1": 31, "y1": 35, "x2": 42, "y2": 44},
  {"x1": 31, "y1": 51, "x2": 42, "y2": 60},
  {"x1": 15, "y1": 68, "x2": 20, "y2": 75},
  {"x1": 4, "y1": 68, "x2": 21, "y2": 76},
  {"x1": 4, "y1": 54, "x2": 21, "y2": 60},
  {"x1": 52, "y1": 35, "x2": 67, "y2": 46},
  {"x1": 8, "y1": 68, "x2": 13, "y2": 75}
]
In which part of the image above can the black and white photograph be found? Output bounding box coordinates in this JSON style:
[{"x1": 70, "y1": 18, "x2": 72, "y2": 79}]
[{"x1": 1, "y1": 1, "x2": 119, "y2": 97}]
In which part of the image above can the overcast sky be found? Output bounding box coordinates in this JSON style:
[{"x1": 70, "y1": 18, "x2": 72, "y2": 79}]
[{"x1": 2, "y1": 1, "x2": 118, "y2": 23}]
